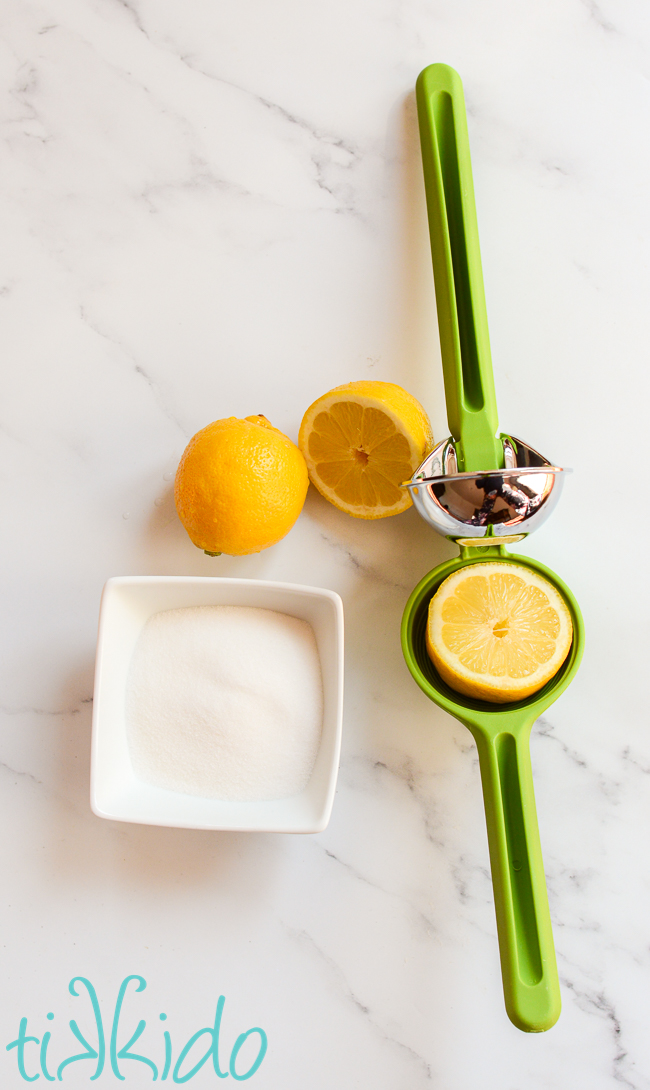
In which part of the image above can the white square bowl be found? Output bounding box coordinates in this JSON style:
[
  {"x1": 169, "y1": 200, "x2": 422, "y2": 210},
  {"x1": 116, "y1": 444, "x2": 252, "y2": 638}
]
[{"x1": 91, "y1": 577, "x2": 344, "y2": 833}]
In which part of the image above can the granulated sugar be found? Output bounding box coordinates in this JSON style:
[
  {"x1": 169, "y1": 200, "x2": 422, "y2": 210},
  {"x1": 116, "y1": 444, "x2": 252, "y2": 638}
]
[{"x1": 125, "y1": 605, "x2": 323, "y2": 801}]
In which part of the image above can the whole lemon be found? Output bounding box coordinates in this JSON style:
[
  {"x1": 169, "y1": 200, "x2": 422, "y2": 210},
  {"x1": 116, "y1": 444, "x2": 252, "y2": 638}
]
[{"x1": 175, "y1": 415, "x2": 309, "y2": 555}]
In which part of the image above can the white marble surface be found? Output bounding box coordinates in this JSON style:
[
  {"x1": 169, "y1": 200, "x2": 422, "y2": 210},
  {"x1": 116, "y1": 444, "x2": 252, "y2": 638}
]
[{"x1": 1, "y1": 0, "x2": 650, "y2": 1085}]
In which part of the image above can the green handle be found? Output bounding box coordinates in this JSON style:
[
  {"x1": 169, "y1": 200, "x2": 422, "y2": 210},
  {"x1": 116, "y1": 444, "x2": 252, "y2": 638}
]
[
  {"x1": 471, "y1": 718, "x2": 561, "y2": 1032},
  {"x1": 416, "y1": 64, "x2": 503, "y2": 471}
]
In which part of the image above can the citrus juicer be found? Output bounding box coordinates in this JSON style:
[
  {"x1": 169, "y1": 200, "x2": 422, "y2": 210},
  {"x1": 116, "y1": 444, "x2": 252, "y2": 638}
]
[{"x1": 400, "y1": 64, "x2": 584, "y2": 1033}]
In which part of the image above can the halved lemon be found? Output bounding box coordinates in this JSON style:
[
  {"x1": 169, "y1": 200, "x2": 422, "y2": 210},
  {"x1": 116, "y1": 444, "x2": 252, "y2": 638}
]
[
  {"x1": 298, "y1": 381, "x2": 433, "y2": 518},
  {"x1": 426, "y1": 562, "x2": 573, "y2": 703}
]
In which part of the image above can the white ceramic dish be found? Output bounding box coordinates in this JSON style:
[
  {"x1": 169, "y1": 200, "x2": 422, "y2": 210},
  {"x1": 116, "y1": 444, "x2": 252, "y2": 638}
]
[{"x1": 91, "y1": 576, "x2": 344, "y2": 833}]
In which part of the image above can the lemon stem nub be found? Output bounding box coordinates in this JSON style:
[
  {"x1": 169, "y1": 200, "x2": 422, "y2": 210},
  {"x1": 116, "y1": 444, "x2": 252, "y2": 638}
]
[{"x1": 204, "y1": 550, "x2": 222, "y2": 556}]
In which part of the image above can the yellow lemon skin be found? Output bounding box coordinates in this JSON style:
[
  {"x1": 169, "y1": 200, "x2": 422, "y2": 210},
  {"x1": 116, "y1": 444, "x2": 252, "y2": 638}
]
[
  {"x1": 175, "y1": 415, "x2": 309, "y2": 556},
  {"x1": 426, "y1": 563, "x2": 573, "y2": 704},
  {"x1": 299, "y1": 380, "x2": 433, "y2": 519}
]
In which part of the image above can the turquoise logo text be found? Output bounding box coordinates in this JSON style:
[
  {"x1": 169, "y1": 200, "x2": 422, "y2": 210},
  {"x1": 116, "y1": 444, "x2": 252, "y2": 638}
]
[{"x1": 6, "y1": 976, "x2": 268, "y2": 1082}]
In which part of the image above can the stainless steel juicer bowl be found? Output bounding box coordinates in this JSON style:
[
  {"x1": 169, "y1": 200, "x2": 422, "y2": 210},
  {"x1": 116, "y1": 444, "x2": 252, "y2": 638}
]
[{"x1": 402, "y1": 435, "x2": 567, "y2": 543}]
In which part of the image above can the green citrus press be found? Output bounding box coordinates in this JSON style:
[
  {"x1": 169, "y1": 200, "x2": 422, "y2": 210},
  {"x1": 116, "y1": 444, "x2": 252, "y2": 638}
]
[{"x1": 401, "y1": 64, "x2": 584, "y2": 1032}]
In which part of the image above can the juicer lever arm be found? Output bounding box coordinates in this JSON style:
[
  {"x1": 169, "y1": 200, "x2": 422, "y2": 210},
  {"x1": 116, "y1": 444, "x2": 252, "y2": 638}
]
[
  {"x1": 416, "y1": 64, "x2": 503, "y2": 472},
  {"x1": 472, "y1": 722, "x2": 561, "y2": 1033}
]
